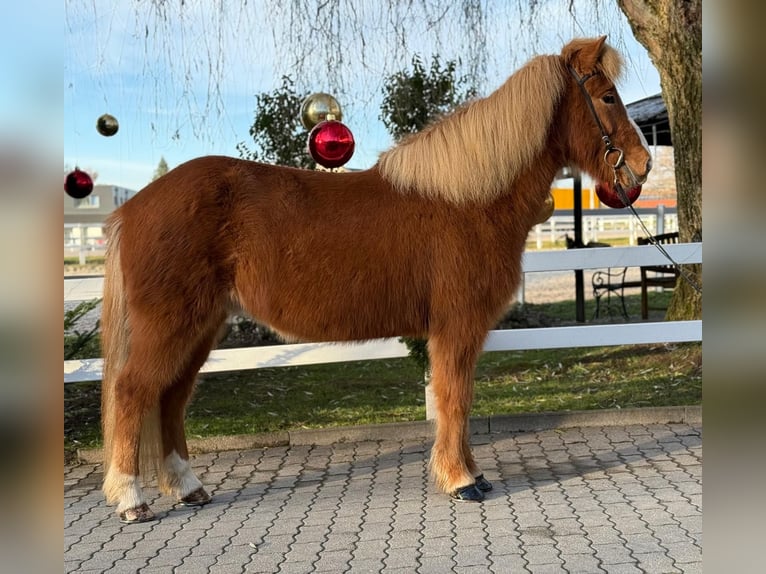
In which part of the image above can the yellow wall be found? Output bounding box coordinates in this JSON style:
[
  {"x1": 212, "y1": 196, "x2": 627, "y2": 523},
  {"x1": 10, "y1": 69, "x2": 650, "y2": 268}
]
[{"x1": 550, "y1": 187, "x2": 600, "y2": 209}]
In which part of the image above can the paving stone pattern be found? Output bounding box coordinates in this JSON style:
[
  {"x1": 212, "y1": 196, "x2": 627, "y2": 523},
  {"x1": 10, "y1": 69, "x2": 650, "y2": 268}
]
[{"x1": 65, "y1": 423, "x2": 702, "y2": 573}]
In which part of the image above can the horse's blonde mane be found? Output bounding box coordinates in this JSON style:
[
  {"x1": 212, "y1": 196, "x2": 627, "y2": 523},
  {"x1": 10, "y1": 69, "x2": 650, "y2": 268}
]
[{"x1": 377, "y1": 39, "x2": 623, "y2": 203}]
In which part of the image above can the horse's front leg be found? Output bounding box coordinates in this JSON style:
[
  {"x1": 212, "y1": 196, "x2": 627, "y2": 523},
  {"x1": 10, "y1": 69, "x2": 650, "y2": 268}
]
[
  {"x1": 427, "y1": 333, "x2": 487, "y2": 501},
  {"x1": 461, "y1": 419, "x2": 493, "y2": 494}
]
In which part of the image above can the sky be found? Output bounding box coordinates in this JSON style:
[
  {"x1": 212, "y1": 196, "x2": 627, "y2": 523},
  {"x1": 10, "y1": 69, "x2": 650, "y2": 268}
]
[{"x1": 64, "y1": 1, "x2": 661, "y2": 192}]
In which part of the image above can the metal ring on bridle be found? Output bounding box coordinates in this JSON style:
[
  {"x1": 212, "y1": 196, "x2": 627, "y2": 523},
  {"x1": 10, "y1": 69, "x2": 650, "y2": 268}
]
[{"x1": 604, "y1": 147, "x2": 624, "y2": 169}]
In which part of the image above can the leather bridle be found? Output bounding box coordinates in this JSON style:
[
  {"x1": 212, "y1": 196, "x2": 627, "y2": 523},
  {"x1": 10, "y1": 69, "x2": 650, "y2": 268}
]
[
  {"x1": 567, "y1": 65, "x2": 636, "y2": 207},
  {"x1": 568, "y1": 65, "x2": 702, "y2": 295}
]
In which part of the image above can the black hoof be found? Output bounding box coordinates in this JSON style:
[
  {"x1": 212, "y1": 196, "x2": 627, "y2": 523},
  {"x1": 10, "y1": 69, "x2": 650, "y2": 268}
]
[
  {"x1": 178, "y1": 487, "x2": 212, "y2": 507},
  {"x1": 451, "y1": 484, "x2": 485, "y2": 502},
  {"x1": 475, "y1": 474, "x2": 493, "y2": 492},
  {"x1": 119, "y1": 503, "x2": 155, "y2": 524}
]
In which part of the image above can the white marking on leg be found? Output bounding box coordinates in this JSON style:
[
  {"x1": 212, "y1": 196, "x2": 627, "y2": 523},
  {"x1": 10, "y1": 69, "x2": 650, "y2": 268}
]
[
  {"x1": 103, "y1": 467, "x2": 145, "y2": 513},
  {"x1": 163, "y1": 450, "x2": 203, "y2": 498}
]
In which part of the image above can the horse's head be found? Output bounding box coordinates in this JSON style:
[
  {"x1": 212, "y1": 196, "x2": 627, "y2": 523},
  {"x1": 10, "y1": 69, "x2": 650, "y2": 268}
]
[{"x1": 560, "y1": 36, "x2": 652, "y2": 195}]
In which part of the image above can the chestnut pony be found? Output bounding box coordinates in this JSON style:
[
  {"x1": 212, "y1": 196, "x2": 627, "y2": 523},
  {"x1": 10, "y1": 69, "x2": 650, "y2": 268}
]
[{"x1": 101, "y1": 37, "x2": 651, "y2": 522}]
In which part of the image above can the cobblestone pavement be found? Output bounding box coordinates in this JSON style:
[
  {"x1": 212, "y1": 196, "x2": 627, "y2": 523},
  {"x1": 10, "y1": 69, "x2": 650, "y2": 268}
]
[{"x1": 65, "y1": 422, "x2": 702, "y2": 573}]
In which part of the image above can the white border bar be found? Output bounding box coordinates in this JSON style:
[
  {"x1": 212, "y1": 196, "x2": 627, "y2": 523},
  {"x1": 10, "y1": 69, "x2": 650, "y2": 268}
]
[{"x1": 65, "y1": 321, "x2": 701, "y2": 383}]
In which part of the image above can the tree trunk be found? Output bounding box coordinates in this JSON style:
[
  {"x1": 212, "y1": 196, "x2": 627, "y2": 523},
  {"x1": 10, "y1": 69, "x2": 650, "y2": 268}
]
[{"x1": 617, "y1": 0, "x2": 702, "y2": 320}]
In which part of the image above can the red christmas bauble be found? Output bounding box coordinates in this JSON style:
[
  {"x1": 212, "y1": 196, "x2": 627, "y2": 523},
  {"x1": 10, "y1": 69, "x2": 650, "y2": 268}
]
[
  {"x1": 65, "y1": 169, "x2": 94, "y2": 199},
  {"x1": 308, "y1": 120, "x2": 355, "y2": 168},
  {"x1": 595, "y1": 181, "x2": 642, "y2": 209}
]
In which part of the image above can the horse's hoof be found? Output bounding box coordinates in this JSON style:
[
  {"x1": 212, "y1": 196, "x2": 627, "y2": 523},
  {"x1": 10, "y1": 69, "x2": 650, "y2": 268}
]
[
  {"x1": 179, "y1": 487, "x2": 211, "y2": 507},
  {"x1": 119, "y1": 503, "x2": 155, "y2": 524},
  {"x1": 451, "y1": 484, "x2": 485, "y2": 502},
  {"x1": 475, "y1": 474, "x2": 493, "y2": 492}
]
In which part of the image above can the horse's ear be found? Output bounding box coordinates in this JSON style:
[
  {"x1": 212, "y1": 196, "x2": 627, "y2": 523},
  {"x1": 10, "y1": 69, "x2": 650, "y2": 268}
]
[{"x1": 562, "y1": 36, "x2": 608, "y2": 76}]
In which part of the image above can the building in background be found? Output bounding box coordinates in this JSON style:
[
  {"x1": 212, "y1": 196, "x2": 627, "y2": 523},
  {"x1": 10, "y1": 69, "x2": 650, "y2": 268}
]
[{"x1": 64, "y1": 184, "x2": 137, "y2": 254}]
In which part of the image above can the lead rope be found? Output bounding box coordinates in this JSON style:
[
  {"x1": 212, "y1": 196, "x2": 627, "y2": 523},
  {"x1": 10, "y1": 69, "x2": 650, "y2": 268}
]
[
  {"x1": 613, "y1": 183, "x2": 702, "y2": 294},
  {"x1": 568, "y1": 65, "x2": 702, "y2": 295}
]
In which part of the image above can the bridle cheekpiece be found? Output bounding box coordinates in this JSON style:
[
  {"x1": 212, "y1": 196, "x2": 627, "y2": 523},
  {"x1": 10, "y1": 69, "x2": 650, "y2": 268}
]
[{"x1": 567, "y1": 65, "x2": 634, "y2": 206}]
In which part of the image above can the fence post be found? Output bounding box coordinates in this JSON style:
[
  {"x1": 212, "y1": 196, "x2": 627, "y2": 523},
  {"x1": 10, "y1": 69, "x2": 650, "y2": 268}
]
[
  {"x1": 628, "y1": 217, "x2": 636, "y2": 245},
  {"x1": 78, "y1": 223, "x2": 86, "y2": 265},
  {"x1": 656, "y1": 204, "x2": 665, "y2": 235},
  {"x1": 515, "y1": 274, "x2": 526, "y2": 306},
  {"x1": 424, "y1": 369, "x2": 435, "y2": 420},
  {"x1": 583, "y1": 216, "x2": 589, "y2": 244}
]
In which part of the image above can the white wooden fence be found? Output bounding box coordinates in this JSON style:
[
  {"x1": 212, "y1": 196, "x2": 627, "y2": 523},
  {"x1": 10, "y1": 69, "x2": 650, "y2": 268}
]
[
  {"x1": 65, "y1": 207, "x2": 677, "y2": 256},
  {"x1": 64, "y1": 243, "x2": 702, "y2": 384},
  {"x1": 531, "y1": 206, "x2": 677, "y2": 248}
]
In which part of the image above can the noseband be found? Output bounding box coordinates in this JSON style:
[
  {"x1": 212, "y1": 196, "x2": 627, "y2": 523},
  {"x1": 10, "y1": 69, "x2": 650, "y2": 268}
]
[{"x1": 568, "y1": 65, "x2": 636, "y2": 206}]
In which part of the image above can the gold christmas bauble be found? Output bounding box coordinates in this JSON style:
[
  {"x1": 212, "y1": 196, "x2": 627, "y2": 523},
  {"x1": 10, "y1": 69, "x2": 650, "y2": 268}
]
[
  {"x1": 96, "y1": 113, "x2": 119, "y2": 136},
  {"x1": 533, "y1": 192, "x2": 555, "y2": 224},
  {"x1": 300, "y1": 93, "x2": 342, "y2": 130}
]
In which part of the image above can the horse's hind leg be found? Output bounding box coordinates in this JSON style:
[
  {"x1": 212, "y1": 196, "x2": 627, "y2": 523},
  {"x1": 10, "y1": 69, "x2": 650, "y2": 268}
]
[
  {"x1": 104, "y1": 341, "x2": 173, "y2": 523},
  {"x1": 103, "y1": 310, "x2": 224, "y2": 523},
  {"x1": 427, "y1": 332, "x2": 486, "y2": 501},
  {"x1": 158, "y1": 319, "x2": 226, "y2": 506}
]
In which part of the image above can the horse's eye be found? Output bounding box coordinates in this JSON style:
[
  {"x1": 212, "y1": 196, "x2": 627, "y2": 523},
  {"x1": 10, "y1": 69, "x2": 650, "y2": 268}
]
[{"x1": 602, "y1": 94, "x2": 616, "y2": 104}]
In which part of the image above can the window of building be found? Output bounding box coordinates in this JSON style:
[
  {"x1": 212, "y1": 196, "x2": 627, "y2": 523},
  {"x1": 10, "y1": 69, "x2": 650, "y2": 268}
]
[
  {"x1": 112, "y1": 186, "x2": 133, "y2": 207},
  {"x1": 75, "y1": 195, "x2": 100, "y2": 209}
]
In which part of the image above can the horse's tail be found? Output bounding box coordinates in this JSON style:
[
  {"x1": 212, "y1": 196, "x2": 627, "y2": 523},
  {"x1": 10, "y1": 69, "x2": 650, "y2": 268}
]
[{"x1": 101, "y1": 214, "x2": 163, "y2": 501}]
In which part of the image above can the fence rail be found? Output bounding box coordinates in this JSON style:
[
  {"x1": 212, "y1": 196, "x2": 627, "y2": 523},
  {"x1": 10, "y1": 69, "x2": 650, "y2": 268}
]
[
  {"x1": 64, "y1": 242, "x2": 702, "y2": 384},
  {"x1": 531, "y1": 206, "x2": 677, "y2": 248},
  {"x1": 64, "y1": 207, "x2": 678, "y2": 256}
]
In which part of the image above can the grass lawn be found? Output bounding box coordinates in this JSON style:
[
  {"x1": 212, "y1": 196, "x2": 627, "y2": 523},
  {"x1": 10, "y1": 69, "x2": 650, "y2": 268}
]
[{"x1": 64, "y1": 292, "x2": 701, "y2": 461}]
